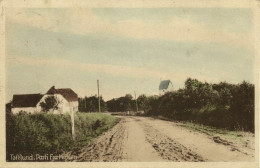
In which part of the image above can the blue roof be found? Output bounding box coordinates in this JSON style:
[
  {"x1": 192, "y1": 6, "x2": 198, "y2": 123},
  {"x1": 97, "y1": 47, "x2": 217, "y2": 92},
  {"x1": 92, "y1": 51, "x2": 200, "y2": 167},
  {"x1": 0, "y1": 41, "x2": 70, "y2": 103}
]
[{"x1": 159, "y1": 80, "x2": 171, "y2": 90}]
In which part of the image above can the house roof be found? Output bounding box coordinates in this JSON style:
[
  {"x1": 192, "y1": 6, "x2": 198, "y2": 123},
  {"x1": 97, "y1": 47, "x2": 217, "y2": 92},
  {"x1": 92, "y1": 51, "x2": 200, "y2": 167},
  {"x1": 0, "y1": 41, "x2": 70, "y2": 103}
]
[
  {"x1": 12, "y1": 94, "x2": 44, "y2": 108},
  {"x1": 46, "y1": 86, "x2": 78, "y2": 102},
  {"x1": 159, "y1": 80, "x2": 172, "y2": 90}
]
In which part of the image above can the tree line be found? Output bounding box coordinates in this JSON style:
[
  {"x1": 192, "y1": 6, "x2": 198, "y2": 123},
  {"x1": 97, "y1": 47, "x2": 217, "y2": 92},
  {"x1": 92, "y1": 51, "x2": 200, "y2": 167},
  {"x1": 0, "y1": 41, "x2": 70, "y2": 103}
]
[
  {"x1": 78, "y1": 95, "x2": 107, "y2": 112},
  {"x1": 135, "y1": 78, "x2": 254, "y2": 132},
  {"x1": 78, "y1": 78, "x2": 254, "y2": 132},
  {"x1": 78, "y1": 94, "x2": 138, "y2": 112},
  {"x1": 7, "y1": 77, "x2": 254, "y2": 132}
]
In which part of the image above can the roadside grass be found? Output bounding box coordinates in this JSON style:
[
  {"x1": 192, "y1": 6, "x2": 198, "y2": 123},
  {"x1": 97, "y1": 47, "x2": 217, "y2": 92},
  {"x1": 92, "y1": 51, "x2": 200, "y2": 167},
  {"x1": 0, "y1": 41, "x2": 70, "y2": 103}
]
[
  {"x1": 178, "y1": 121, "x2": 247, "y2": 142},
  {"x1": 6, "y1": 112, "x2": 119, "y2": 161},
  {"x1": 154, "y1": 115, "x2": 254, "y2": 147},
  {"x1": 73, "y1": 112, "x2": 119, "y2": 148}
]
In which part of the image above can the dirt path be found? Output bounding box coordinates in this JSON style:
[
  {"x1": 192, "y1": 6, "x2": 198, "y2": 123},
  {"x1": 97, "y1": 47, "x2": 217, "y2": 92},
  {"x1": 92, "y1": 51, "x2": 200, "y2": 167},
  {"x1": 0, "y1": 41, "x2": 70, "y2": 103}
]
[
  {"x1": 137, "y1": 117, "x2": 254, "y2": 162},
  {"x1": 66, "y1": 116, "x2": 254, "y2": 162},
  {"x1": 122, "y1": 117, "x2": 166, "y2": 161}
]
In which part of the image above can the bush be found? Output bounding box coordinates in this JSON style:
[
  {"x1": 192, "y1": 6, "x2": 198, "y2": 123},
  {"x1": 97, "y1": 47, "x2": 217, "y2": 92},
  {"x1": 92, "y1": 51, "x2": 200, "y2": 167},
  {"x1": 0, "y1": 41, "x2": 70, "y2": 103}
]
[
  {"x1": 143, "y1": 78, "x2": 254, "y2": 132},
  {"x1": 6, "y1": 112, "x2": 118, "y2": 161}
]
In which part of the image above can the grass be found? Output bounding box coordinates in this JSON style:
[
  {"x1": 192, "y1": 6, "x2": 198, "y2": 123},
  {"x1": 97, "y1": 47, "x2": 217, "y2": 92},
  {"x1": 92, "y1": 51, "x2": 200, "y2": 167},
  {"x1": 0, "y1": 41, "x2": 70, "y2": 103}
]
[
  {"x1": 154, "y1": 115, "x2": 254, "y2": 146},
  {"x1": 178, "y1": 121, "x2": 247, "y2": 142},
  {"x1": 73, "y1": 112, "x2": 119, "y2": 147},
  {"x1": 6, "y1": 112, "x2": 119, "y2": 161}
]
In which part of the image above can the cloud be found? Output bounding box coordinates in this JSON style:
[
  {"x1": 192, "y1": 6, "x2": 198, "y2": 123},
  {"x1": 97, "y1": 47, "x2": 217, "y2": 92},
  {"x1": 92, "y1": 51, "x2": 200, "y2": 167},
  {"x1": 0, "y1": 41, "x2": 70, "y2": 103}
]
[
  {"x1": 6, "y1": 8, "x2": 253, "y2": 49},
  {"x1": 7, "y1": 55, "x2": 249, "y2": 101},
  {"x1": 8, "y1": 55, "x2": 220, "y2": 84},
  {"x1": 8, "y1": 56, "x2": 178, "y2": 79}
]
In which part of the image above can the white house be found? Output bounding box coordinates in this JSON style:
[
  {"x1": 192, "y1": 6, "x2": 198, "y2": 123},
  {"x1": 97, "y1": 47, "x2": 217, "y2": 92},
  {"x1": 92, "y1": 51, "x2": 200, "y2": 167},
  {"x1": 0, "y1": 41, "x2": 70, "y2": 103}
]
[
  {"x1": 12, "y1": 86, "x2": 78, "y2": 114},
  {"x1": 12, "y1": 94, "x2": 44, "y2": 114}
]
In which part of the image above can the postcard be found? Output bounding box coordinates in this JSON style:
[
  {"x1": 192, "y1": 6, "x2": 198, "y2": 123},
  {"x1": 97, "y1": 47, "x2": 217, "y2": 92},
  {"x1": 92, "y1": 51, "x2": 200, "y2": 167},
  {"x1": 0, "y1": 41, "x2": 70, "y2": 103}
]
[{"x1": 0, "y1": 0, "x2": 259, "y2": 168}]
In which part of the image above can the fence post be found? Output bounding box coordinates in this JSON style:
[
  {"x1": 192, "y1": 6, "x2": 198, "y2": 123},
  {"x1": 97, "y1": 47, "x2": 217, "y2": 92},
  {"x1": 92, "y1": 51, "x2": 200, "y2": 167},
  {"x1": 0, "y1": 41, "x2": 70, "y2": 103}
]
[{"x1": 71, "y1": 107, "x2": 75, "y2": 140}]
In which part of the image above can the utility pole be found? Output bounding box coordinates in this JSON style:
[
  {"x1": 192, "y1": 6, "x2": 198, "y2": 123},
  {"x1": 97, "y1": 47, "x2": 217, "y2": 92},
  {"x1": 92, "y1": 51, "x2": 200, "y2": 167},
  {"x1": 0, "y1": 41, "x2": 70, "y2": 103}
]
[
  {"x1": 97, "y1": 80, "x2": 101, "y2": 112},
  {"x1": 134, "y1": 91, "x2": 138, "y2": 112},
  {"x1": 84, "y1": 97, "x2": 86, "y2": 110},
  {"x1": 71, "y1": 109, "x2": 75, "y2": 140},
  {"x1": 159, "y1": 78, "x2": 162, "y2": 96},
  {"x1": 70, "y1": 104, "x2": 75, "y2": 140}
]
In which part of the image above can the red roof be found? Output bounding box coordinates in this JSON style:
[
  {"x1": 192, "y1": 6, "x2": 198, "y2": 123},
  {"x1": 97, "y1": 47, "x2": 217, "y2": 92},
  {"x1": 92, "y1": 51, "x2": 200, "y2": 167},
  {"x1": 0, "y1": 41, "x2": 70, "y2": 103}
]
[
  {"x1": 12, "y1": 94, "x2": 43, "y2": 108},
  {"x1": 46, "y1": 86, "x2": 78, "y2": 102}
]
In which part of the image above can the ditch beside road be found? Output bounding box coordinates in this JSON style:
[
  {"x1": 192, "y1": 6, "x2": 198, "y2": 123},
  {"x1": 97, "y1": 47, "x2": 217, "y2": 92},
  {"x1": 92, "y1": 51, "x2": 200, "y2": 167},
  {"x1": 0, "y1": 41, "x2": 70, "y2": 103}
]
[{"x1": 65, "y1": 116, "x2": 255, "y2": 162}]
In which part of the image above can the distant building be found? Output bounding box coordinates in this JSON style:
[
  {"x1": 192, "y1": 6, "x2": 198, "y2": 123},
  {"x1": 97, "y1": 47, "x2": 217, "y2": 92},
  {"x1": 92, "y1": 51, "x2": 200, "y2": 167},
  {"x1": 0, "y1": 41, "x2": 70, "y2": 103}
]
[
  {"x1": 159, "y1": 80, "x2": 173, "y2": 95},
  {"x1": 11, "y1": 86, "x2": 78, "y2": 114},
  {"x1": 12, "y1": 94, "x2": 44, "y2": 114}
]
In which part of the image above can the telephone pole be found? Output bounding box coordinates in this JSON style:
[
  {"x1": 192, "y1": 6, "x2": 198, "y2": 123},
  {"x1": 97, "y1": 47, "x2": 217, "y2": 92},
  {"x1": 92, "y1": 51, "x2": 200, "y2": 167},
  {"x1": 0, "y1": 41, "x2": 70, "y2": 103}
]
[
  {"x1": 134, "y1": 91, "x2": 138, "y2": 112},
  {"x1": 97, "y1": 80, "x2": 101, "y2": 112},
  {"x1": 71, "y1": 109, "x2": 75, "y2": 140}
]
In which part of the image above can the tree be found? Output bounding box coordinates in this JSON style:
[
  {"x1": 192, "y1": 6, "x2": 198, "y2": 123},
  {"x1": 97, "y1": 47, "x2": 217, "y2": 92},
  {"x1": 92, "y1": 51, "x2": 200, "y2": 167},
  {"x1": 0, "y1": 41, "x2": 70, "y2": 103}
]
[
  {"x1": 40, "y1": 96, "x2": 61, "y2": 112},
  {"x1": 106, "y1": 94, "x2": 135, "y2": 112},
  {"x1": 78, "y1": 96, "x2": 107, "y2": 112},
  {"x1": 6, "y1": 100, "x2": 12, "y2": 116},
  {"x1": 230, "y1": 81, "x2": 254, "y2": 131}
]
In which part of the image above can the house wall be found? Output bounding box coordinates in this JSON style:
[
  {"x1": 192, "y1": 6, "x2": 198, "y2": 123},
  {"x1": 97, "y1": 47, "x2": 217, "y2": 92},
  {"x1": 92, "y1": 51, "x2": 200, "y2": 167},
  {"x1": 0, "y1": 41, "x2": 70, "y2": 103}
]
[
  {"x1": 37, "y1": 94, "x2": 71, "y2": 114},
  {"x1": 12, "y1": 107, "x2": 38, "y2": 114},
  {"x1": 12, "y1": 94, "x2": 78, "y2": 114}
]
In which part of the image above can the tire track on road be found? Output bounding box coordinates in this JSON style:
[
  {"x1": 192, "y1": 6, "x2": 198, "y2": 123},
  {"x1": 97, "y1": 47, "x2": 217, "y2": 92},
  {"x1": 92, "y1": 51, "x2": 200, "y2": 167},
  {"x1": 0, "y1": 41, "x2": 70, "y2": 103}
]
[
  {"x1": 63, "y1": 116, "x2": 252, "y2": 162},
  {"x1": 134, "y1": 118, "x2": 205, "y2": 162},
  {"x1": 65, "y1": 118, "x2": 126, "y2": 162}
]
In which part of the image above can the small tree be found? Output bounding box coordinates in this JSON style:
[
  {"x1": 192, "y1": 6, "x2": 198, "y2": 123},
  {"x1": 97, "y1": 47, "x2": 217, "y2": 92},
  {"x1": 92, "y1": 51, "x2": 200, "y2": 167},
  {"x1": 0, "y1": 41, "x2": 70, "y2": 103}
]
[{"x1": 40, "y1": 96, "x2": 61, "y2": 112}]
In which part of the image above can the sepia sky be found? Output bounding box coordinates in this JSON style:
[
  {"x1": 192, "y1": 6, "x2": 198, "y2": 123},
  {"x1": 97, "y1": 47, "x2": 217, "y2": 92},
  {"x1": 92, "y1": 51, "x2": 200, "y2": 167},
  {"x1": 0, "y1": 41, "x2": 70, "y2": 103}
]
[{"x1": 5, "y1": 8, "x2": 254, "y2": 101}]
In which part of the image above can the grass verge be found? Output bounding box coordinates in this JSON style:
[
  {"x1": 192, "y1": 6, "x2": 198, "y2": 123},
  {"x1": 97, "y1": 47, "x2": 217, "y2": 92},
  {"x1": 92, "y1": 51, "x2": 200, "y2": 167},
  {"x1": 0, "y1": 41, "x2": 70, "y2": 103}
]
[
  {"x1": 153, "y1": 115, "x2": 254, "y2": 148},
  {"x1": 6, "y1": 112, "x2": 119, "y2": 161}
]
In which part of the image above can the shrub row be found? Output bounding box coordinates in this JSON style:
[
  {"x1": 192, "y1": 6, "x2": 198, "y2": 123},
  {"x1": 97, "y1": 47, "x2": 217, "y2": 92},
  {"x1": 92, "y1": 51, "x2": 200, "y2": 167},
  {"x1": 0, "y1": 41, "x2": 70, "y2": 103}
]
[{"x1": 138, "y1": 78, "x2": 254, "y2": 132}]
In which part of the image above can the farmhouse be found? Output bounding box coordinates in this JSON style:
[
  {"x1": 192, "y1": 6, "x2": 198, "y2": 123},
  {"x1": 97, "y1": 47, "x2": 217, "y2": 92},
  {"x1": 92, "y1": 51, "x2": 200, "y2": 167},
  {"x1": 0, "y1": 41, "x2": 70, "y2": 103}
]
[{"x1": 11, "y1": 86, "x2": 78, "y2": 114}]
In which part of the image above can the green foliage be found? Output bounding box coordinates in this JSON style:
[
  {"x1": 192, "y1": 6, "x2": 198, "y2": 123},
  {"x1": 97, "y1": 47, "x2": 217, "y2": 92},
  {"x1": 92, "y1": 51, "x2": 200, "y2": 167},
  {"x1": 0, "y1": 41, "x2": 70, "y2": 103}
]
[
  {"x1": 105, "y1": 78, "x2": 254, "y2": 132},
  {"x1": 178, "y1": 120, "x2": 251, "y2": 145},
  {"x1": 6, "y1": 112, "x2": 118, "y2": 161},
  {"x1": 74, "y1": 113, "x2": 117, "y2": 139},
  {"x1": 137, "y1": 94, "x2": 150, "y2": 112},
  {"x1": 144, "y1": 78, "x2": 254, "y2": 132},
  {"x1": 40, "y1": 96, "x2": 61, "y2": 112},
  {"x1": 107, "y1": 94, "x2": 137, "y2": 112},
  {"x1": 78, "y1": 96, "x2": 107, "y2": 112}
]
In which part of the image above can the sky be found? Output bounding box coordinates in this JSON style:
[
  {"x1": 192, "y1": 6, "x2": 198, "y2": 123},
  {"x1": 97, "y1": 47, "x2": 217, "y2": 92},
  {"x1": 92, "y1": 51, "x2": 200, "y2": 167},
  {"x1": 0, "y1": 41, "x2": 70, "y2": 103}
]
[{"x1": 5, "y1": 8, "x2": 254, "y2": 101}]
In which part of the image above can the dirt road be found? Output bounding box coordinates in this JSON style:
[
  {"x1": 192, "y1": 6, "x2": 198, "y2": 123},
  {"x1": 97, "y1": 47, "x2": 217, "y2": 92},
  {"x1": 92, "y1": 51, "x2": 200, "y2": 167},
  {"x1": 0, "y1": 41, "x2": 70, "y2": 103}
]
[{"x1": 66, "y1": 116, "x2": 254, "y2": 162}]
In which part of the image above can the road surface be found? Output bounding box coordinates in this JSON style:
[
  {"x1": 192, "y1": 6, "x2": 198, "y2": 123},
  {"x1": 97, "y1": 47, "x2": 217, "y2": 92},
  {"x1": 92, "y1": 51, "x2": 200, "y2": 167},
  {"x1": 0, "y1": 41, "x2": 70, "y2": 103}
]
[{"x1": 66, "y1": 116, "x2": 254, "y2": 162}]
